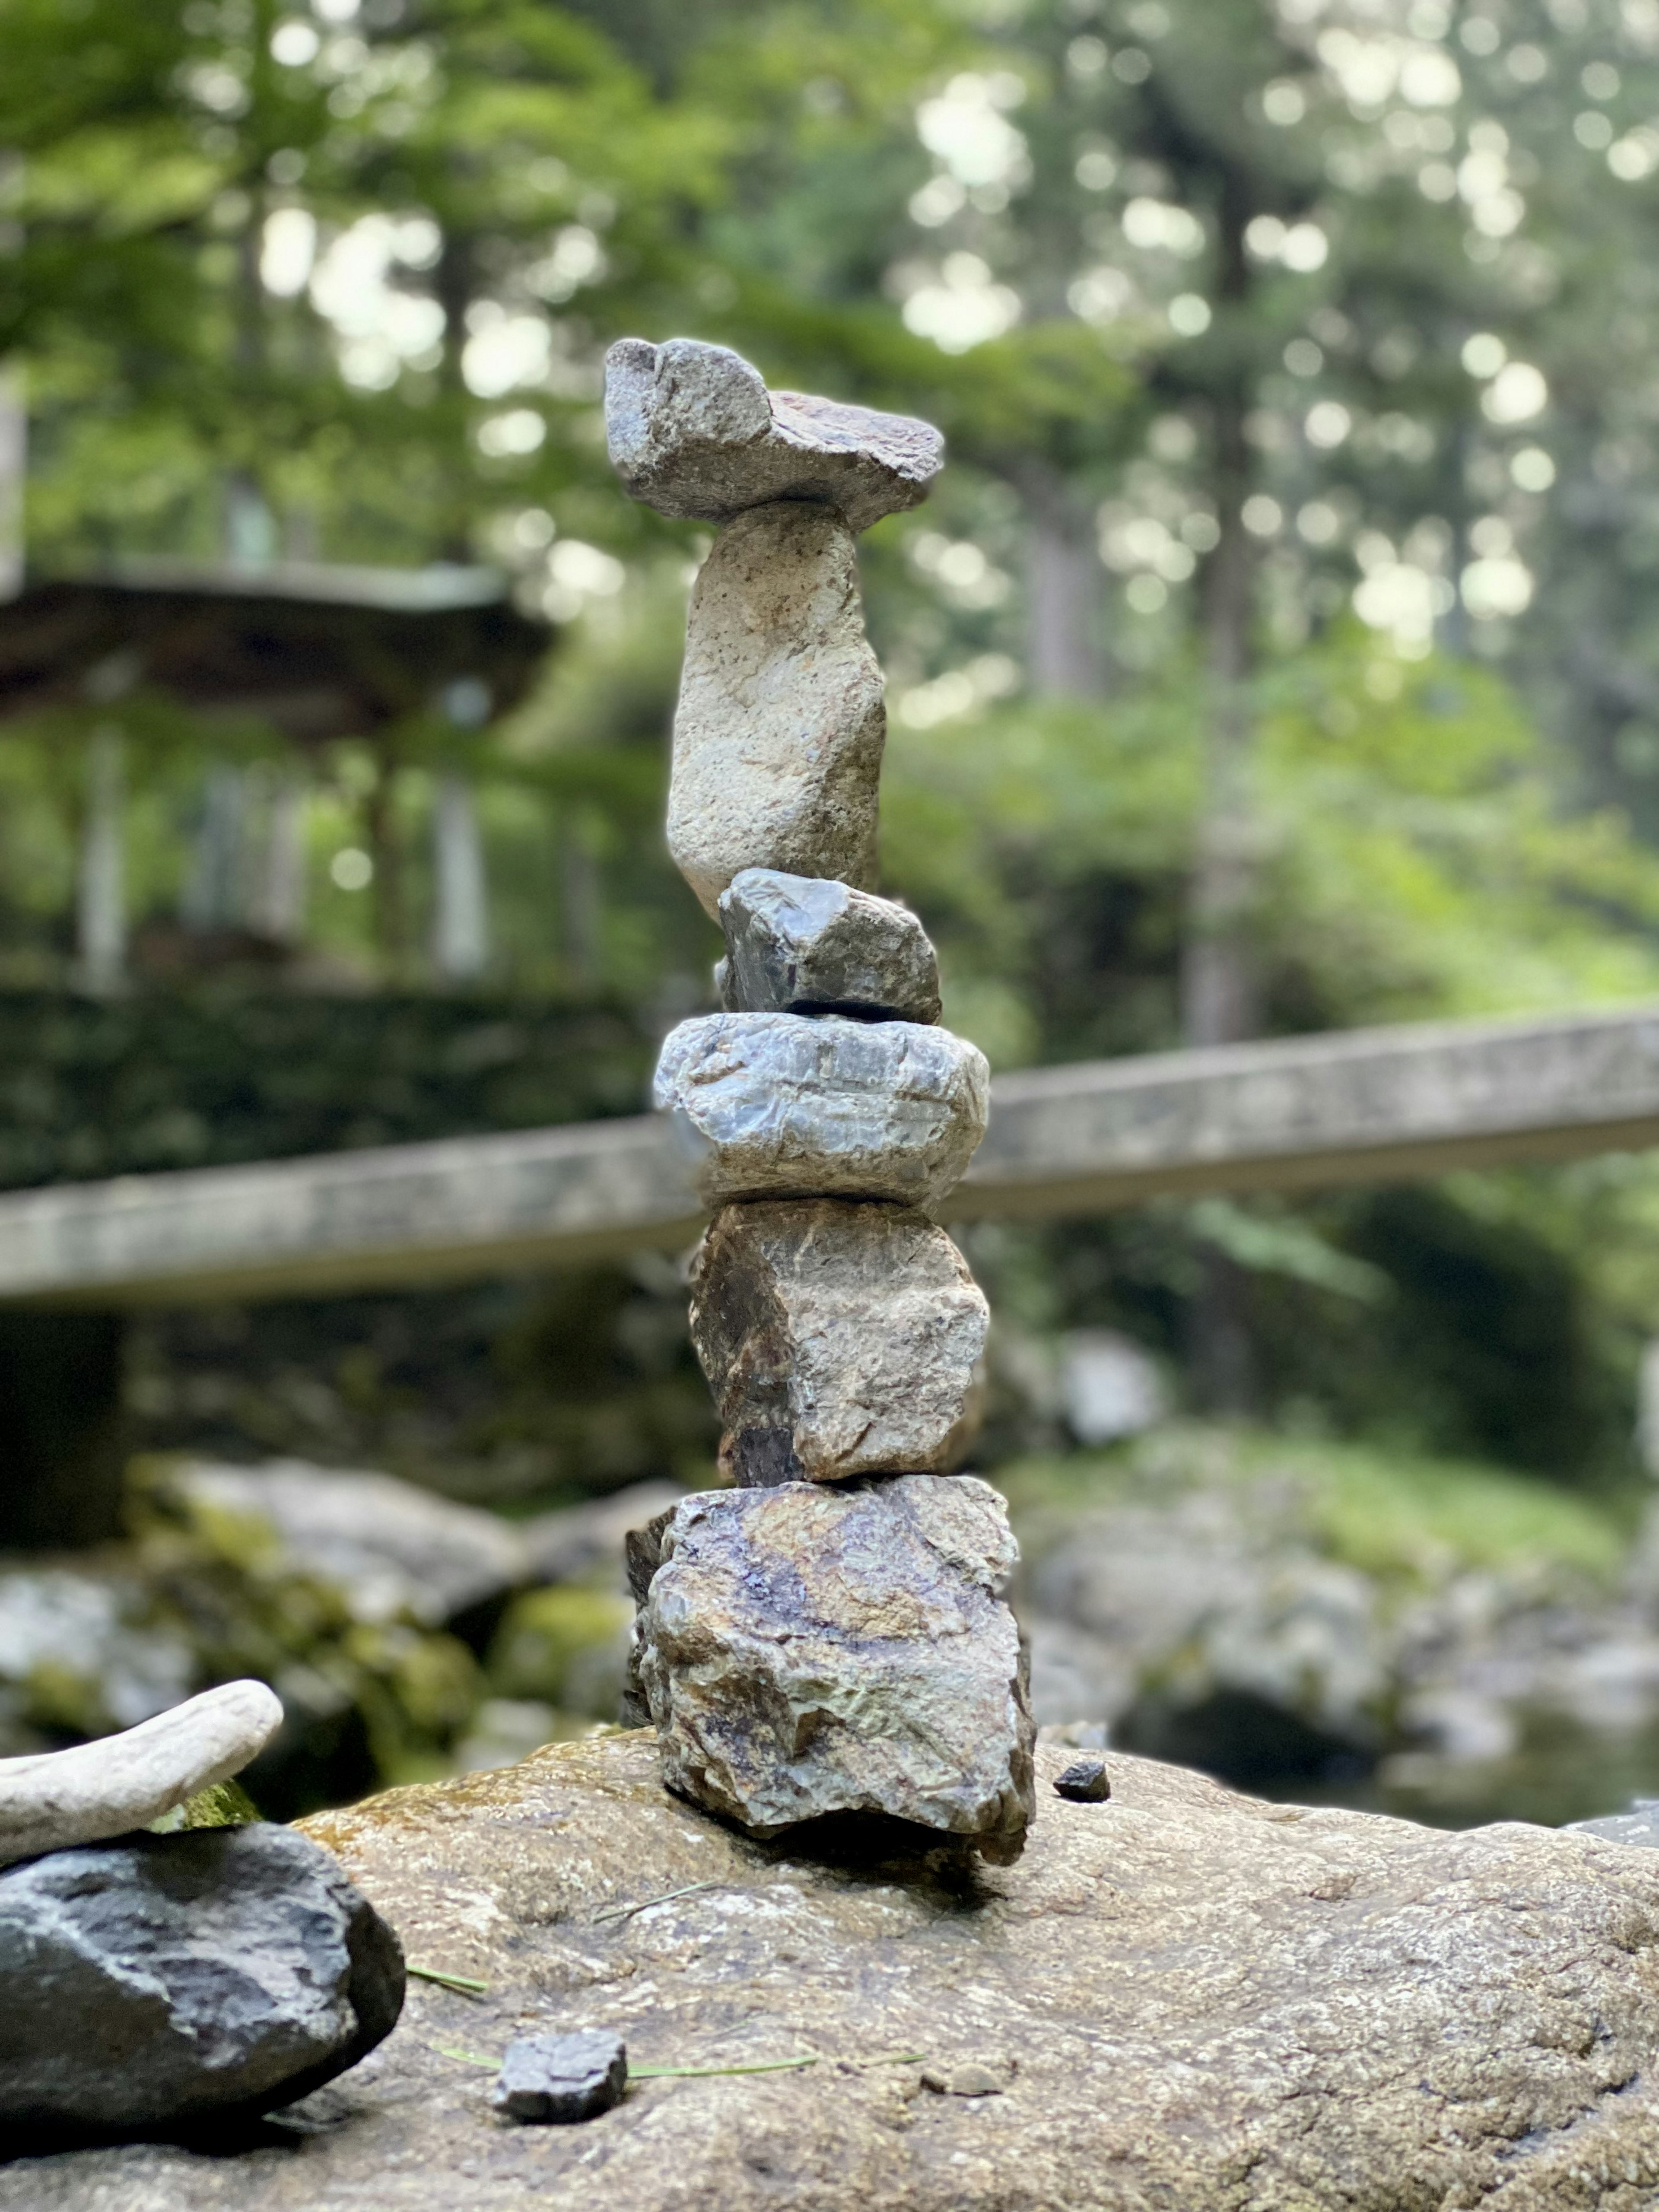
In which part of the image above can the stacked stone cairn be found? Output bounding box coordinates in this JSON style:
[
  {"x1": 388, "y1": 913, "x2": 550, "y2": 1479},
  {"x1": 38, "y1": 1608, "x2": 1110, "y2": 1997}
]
[{"x1": 607, "y1": 337, "x2": 1036, "y2": 1864}]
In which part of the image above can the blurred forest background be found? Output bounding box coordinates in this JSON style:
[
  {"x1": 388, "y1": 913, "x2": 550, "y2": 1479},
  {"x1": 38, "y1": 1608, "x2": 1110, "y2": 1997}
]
[{"x1": 13, "y1": 0, "x2": 1659, "y2": 1819}]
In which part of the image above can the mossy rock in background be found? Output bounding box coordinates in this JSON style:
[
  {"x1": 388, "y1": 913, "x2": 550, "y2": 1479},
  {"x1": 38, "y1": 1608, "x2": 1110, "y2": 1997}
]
[{"x1": 486, "y1": 1586, "x2": 634, "y2": 1715}]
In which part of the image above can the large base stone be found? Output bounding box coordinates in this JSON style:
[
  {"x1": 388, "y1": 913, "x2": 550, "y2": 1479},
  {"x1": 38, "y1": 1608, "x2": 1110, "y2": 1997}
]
[
  {"x1": 634, "y1": 1478, "x2": 1033, "y2": 1862},
  {"x1": 667, "y1": 502, "x2": 884, "y2": 917},
  {"x1": 16, "y1": 1735, "x2": 1659, "y2": 2208},
  {"x1": 654, "y1": 1012, "x2": 987, "y2": 1209},
  {"x1": 689, "y1": 1199, "x2": 988, "y2": 1486},
  {"x1": 0, "y1": 1821, "x2": 404, "y2": 2143}
]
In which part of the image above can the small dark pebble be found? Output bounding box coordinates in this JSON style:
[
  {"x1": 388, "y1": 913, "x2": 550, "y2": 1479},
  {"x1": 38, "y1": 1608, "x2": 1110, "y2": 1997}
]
[
  {"x1": 1053, "y1": 1757, "x2": 1111, "y2": 1803},
  {"x1": 491, "y1": 2030, "x2": 627, "y2": 2124}
]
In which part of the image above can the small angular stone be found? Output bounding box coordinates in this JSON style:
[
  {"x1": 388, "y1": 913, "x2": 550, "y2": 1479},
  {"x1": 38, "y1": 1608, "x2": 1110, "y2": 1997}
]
[
  {"x1": 1054, "y1": 1756, "x2": 1112, "y2": 1803},
  {"x1": 0, "y1": 1822, "x2": 404, "y2": 2141},
  {"x1": 605, "y1": 337, "x2": 943, "y2": 535},
  {"x1": 654, "y1": 1012, "x2": 987, "y2": 1210},
  {"x1": 718, "y1": 868, "x2": 941, "y2": 1025},
  {"x1": 490, "y1": 2030, "x2": 627, "y2": 2124},
  {"x1": 668, "y1": 501, "x2": 884, "y2": 916},
  {"x1": 688, "y1": 1198, "x2": 988, "y2": 1487},
  {"x1": 636, "y1": 1478, "x2": 1034, "y2": 1861},
  {"x1": 0, "y1": 1678, "x2": 283, "y2": 1869}
]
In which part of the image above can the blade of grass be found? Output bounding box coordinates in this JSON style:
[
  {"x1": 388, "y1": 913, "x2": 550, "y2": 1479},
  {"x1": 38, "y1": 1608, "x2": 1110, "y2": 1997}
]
[
  {"x1": 629, "y1": 2055, "x2": 819, "y2": 2079},
  {"x1": 409, "y1": 1964, "x2": 490, "y2": 1996},
  {"x1": 433, "y1": 2045, "x2": 499, "y2": 2069},
  {"x1": 592, "y1": 1880, "x2": 729, "y2": 1924}
]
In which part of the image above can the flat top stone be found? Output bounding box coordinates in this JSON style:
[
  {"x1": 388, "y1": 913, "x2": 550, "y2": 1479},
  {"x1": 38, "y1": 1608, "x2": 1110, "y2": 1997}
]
[
  {"x1": 13, "y1": 1733, "x2": 1659, "y2": 2209},
  {"x1": 605, "y1": 338, "x2": 943, "y2": 534}
]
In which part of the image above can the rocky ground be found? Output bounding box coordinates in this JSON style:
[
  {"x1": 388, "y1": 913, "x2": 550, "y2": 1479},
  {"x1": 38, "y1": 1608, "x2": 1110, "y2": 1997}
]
[{"x1": 9, "y1": 1732, "x2": 1659, "y2": 2210}]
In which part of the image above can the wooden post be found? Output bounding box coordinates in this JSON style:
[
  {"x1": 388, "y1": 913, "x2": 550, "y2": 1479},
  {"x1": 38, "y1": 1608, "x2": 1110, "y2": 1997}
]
[
  {"x1": 0, "y1": 1312, "x2": 127, "y2": 1548},
  {"x1": 432, "y1": 772, "x2": 489, "y2": 981},
  {"x1": 76, "y1": 726, "x2": 126, "y2": 994}
]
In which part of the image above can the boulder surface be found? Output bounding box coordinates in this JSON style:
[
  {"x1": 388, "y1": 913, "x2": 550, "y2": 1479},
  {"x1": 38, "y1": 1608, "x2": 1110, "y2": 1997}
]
[
  {"x1": 0, "y1": 1821, "x2": 404, "y2": 2144},
  {"x1": 12, "y1": 1734, "x2": 1659, "y2": 2208},
  {"x1": 634, "y1": 1478, "x2": 1033, "y2": 1860}
]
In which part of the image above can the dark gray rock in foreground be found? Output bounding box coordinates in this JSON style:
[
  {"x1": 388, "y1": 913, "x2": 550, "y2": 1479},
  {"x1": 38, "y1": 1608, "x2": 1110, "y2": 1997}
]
[
  {"x1": 718, "y1": 869, "x2": 941, "y2": 1025},
  {"x1": 636, "y1": 1477, "x2": 1034, "y2": 1862},
  {"x1": 0, "y1": 1821, "x2": 404, "y2": 2141},
  {"x1": 491, "y1": 2030, "x2": 627, "y2": 2124},
  {"x1": 689, "y1": 1199, "x2": 988, "y2": 1486},
  {"x1": 604, "y1": 337, "x2": 942, "y2": 535}
]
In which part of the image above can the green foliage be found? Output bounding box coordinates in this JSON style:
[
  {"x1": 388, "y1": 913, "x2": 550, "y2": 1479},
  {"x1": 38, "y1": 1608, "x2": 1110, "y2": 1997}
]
[
  {"x1": 0, "y1": 989, "x2": 652, "y2": 1189},
  {"x1": 883, "y1": 623, "x2": 1659, "y2": 1071},
  {"x1": 149, "y1": 1776, "x2": 262, "y2": 1832}
]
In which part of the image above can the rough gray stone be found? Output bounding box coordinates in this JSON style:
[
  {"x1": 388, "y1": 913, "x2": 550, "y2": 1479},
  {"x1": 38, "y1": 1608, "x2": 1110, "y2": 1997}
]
[
  {"x1": 0, "y1": 1680, "x2": 283, "y2": 1869},
  {"x1": 1052, "y1": 1755, "x2": 1111, "y2": 1802},
  {"x1": 0, "y1": 1821, "x2": 403, "y2": 2142},
  {"x1": 667, "y1": 502, "x2": 884, "y2": 916},
  {"x1": 1567, "y1": 1800, "x2": 1659, "y2": 1846},
  {"x1": 490, "y1": 2030, "x2": 627, "y2": 2124},
  {"x1": 604, "y1": 337, "x2": 942, "y2": 535},
  {"x1": 718, "y1": 868, "x2": 941, "y2": 1024},
  {"x1": 636, "y1": 1477, "x2": 1033, "y2": 1862},
  {"x1": 654, "y1": 1012, "x2": 988, "y2": 1210},
  {"x1": 19, "y1": 1735, "x2": 1659, "y2": 2210},
  {"x1": 688, "y1": 1199, "x2": 988, "y2": 1487}
]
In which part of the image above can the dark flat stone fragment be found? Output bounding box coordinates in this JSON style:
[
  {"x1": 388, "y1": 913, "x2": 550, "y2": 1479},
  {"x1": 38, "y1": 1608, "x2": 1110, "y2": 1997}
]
[
  {"x1": 490, "y1": 2029, "x2": 627, "y2": 2123},
  {"x1": 1053, "y1": 1756, "x2": 1112, "y2": 1802},
  {"x1": 0, "y1": 1822, "x2": 404, "y2": 2144}
]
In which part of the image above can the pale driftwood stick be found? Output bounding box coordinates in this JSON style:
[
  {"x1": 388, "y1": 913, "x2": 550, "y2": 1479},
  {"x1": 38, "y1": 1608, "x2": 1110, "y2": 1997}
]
[{"x1": 0, "y1": 1678, "x2": 282, "y2": 1866}]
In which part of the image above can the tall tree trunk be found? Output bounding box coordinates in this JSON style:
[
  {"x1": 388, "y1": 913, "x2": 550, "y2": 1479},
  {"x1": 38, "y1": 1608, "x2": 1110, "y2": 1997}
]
[
  {"x1": 1020, "y1": 461, "x2": 1107, "y2": 698},
  {"x1": 435, "y1": 228, "x2": 478, "y2": 563},
  {"x1": 364, "y1": 753, "x2": 405, "y2": 977},
  {"x1": 1181, "y1": 175, "x2": 1259, "y2": 1413},
  {"x1": 559, "y1": 820, "x2": 601, "y2": 989},
  {"x1": 0, "y1": 363, "x2": 24, "y2": 601}
]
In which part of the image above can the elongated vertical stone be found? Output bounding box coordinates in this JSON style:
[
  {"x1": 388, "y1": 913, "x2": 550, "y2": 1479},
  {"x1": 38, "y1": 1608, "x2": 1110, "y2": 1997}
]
[{"x1": 668, "y1": 502, "x2": 884, "y2": 918}]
